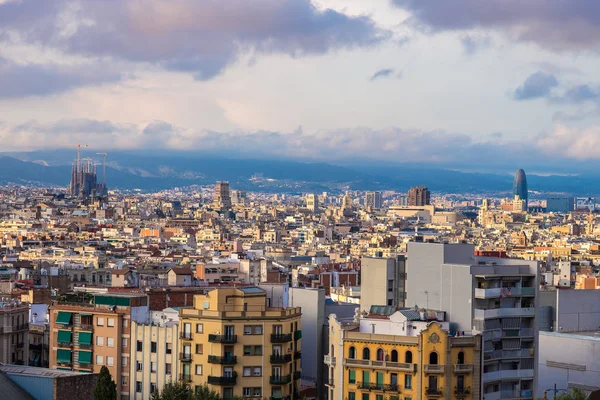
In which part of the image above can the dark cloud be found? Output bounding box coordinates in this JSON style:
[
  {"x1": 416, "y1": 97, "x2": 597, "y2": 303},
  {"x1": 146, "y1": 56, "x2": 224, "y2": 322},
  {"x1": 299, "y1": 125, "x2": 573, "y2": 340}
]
[
  {"x1": 0, "y1": 0, "x2": 388, "y2": 80},
  {"x1": 0, "y1": 57, "x2": 121, "y2": 98},
  {"x1": 561, "y1": 84, "x2": 600, "y2": 103},
  {"x1": 513, "y1": 71, "x2": 558, "y2": 100},
  {"x1": 392, "y1": 0, "x2": 600, "y2": 51},
  {"x1": 370, "y1": 68, "x2": 397, "y2": 81}
]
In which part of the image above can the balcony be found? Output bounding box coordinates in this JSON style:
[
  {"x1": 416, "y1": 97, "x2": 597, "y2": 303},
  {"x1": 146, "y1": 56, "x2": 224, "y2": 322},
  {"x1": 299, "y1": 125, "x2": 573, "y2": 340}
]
[
  {"x1": 455, "y1": 387, "x2": 471, "y2": 396},
  {"x1": 323, "y1": 355, "x2": 336, "y2": 365},
  {"x1": 426, "y1": 387, "x2": 443, "y2": 397},
  {"x1": 424, "y1": 364, "x2": 445, "y2": 374},
  {"x1": 180, "y1": 332, "x2": 193, "y2": 340},
  {"x1": 29, "y1": 343, "x2": 42, "y2": 351},
  {"x1": 208, "y1": 334, "x2": 237, "y2": 344},
  {"x1": 293, "y1": 371, "x2": 301, "y2": 380},
  {"x1": 77, "y1": 343, "x2": 93, "y2": 350},
  {"x1": 270, "y1": 333, "x2": 293, "y2": 343},
  {"x1": 270, "y1": 375, "x2": 291, "y2": 385},
  {"x1": 270, "y1": 397, "x2": 291, "y2": 400},
  {"x1": 207, "y1": 373, "x2": 237, "y2": 386},
  {"x1": 454, "y1": 364, "x2": 474, "y2": 374},
  {"x1": 483, "y1": 369, "x2": 534, "y2": 381},
  {"x1": 326, "y1": 378, "x2": 334, "y2": 387},
  {"x1": 344, "y1": 358, "x2": 416, "y2": 373},
  {"x1": 294, "y1": 351, "x2": 302, "y2": 360},
  {"x1": 57, "y1": 341, "x2": 73, "y2": 348},
  {"x1": 474, "y1": 307, "x2": 535, "y2": 319},
  {"x1": 179, "y1": 374, "x2": 192, "y2": 383},
  {"x1": 208, "y1": 355, "x2": 237, "y2": 365},
  {"x1": 270, "y1": 354, "x2": 292, "y2": 364},
  {"x1": 16, "y1": 342, "x2": 25, "y2": 349},
  {"x1": 180, "y1": 352, "x2": 192, "y2": 362},
  {"x1": 76, "y1": 324, "x2": 93, "y2": 331}
]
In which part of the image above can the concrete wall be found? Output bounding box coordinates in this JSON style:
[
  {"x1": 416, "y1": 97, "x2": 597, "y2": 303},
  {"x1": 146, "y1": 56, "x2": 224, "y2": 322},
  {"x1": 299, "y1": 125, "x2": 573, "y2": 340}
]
[
  {"x1": 360, "y1": 257, "x2": 393, "y2": 313},
  {"x1": 556, "y1": 290, "x2": 600, "y2": 332},
  {"x1": 538, "y1": 332, "x2": 600, "y2": 397}
]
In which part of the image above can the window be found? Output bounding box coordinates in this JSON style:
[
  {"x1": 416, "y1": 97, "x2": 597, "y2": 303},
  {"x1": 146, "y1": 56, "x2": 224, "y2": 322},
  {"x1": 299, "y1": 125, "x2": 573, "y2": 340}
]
[
  {"x1": 376, "y1": 396, "x2": 384, "y2": 400},
  {"x1": 244, "y1": 326, "x2": 252, "y2": 335},
  {"x1": 376, "y1": 348, "x2": 384, "y2": 361},
  {"x1": 121, "y1": 377, "x2": 127, "y2": 386},
  {"x1": 136, "y1": 361, "x2": 142, "y2": 371},
  {"x1": 107, "y1": 318, "x2": 115, "y2": 327},
  {"x1": 253, "y1": 367, "x2": 262, "y2": 376},
  {"x1": 388, "y1": 279, "x2": 394, "y2": 292},
  {"x1": 150, "y1": 383, "x2": 157, "y2": 394},
  {"x1": 348, "y1": 346, "x2": 356, "y2": 359},
  {"x1": 96, "y1": 355, "x2": 104, "y2": 365},
  {"x1": 405, "y1": 374, "x2": 412, "y2": 389},
  {"x1": 405, "y1": 350, "x2": 413, "y2": 364},
  {"x1": 196, "y1": 324, "x2": 203, "y2": 333},
  {"x1": 244, "y1": 388, "x2": 252, "y2": 397},
  {"x1": 362, "y1": 371, "x2": 370, "y2": 384},
  {"x1": 349, "y1": 370, "x2": 356, "y2": 384},
  {"x1": 166, "y1": 343, "x2": 172, "y2": 354},
  {"x1": 107, "y1": 337, "x2": 114, "y2": 347},
  {"x1": 391, "y1": 350, "x2": 398, "y2": 362},
  {"x1": 151, "y1": 342, "x2": 157, "y2": 353},
  {"x1": 151, "y1": 362, "x2": 157, "y2": 372},
  {"x1": 97, "y1": 317, "x2": 104, "y2": 327},
  {"x1": 253, "y1": 388, "x2": 261, "y2": 397},
  {"x1": 348, "y1": 393, "x2": 356, "y2": 400},
  {"x1": 107, "y1": 356, "x2": 114, "y2": 366},
  {"x1": 254, "y1": 326, "x2": 262, "y2": 335},
  {"x1": 243, "y1": 367, "x2": 252, "y2": 377},
  {"x1": 429, "y1": 352, "x2": 438, "y2": 365},
  {"x1": 362, "y1": 347, "x2": 370, "y2": 360},
  {"x1": 254, "y1": 346, "x2": 263, "y2": 355},
  {"x1": 137, "y1": 341, "x2": 142, "y2": 352},
  {"x1": 195, "y1": 344, "x2": 203, "y2": 354},
  {"x1": 362, "y1": 394, "x2": 369, "y2": 400},
  {"x1": 122, "y1": 319, "x2": 128, "y2": 328},
  {"x1": 457, "y1": 351, "x2": 465, "y2": 364},
  {"x1": 457, "y1": 375, "x2": 465, "y2": 391},
  {"x1": 135, "y1": 382, "x2": 142, "y2": 393},
  {"x1": 244, "y1": 346, "x2": 251, "y2": 356},
  {"x1": 96, "y1": 336, "x2": 104, "y2": 346},
  {"x1": 122, "y1": 338, "x2": 127, "y2": 348},
  {"x1": 165, "y1": 363, "x2": 172, "y2": 374},
  {"x1": 122, "y1": 357, "x2": 127, "y2": 366},
  {"x1": 195, "y1": 365, "x2": 202, "y2": 375}
]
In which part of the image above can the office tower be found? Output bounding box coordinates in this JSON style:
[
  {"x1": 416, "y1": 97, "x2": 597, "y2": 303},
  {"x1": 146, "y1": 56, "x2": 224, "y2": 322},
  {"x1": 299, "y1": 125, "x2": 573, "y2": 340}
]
[
  {"x1": 231, "y1": 190, "x2": 248, "y2": 206},
  {"x1": 326, "y1": 314, "x2": 481, "y2": 400},
  {"x1": 545, "y1": 197, "x2": 574, "y2": 213},
  {"x1": 306, "y1": 194, "x2": 319, "y2": 213},
  {"x1": 213, "y1": 181, "x2": 232, "y2": 210},
  {"x1": 513, "y1": 169, "x2": 528, "y2": 209},
  {"x1": 0, "y1": 300, "x2": 29, "y2": 365},
  {"x1": 365, "y1": 191, "x2": 383, "y2": 209},
  {"x1": 50, "y1": 292, "x2": 149, "y2": 399},
  {"x1": 341, "y1": 194, "x2": 353, "y2": 210},
  {"x1": 360, "y1": 255, "x2": 406, "y2": 313},
  {"x1": 178, "y1": 287, "x2": 302, "y2": 399},
  {"x1": 406, "y1": 242, "x2": 539, "y2": 399},
  {"x1": 408, "y1": 186, "x2": 431, "y2": 206}
]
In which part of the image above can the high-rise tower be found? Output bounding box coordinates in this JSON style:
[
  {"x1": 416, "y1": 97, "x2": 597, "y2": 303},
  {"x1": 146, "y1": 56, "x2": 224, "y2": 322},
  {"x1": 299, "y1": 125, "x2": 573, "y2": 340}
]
[
  {"x1": 513, "y1": 169, "x2": 528, "y2": 209},
  {"x1": 408, "y1": 185, "x2": 430, "y2": 206},
  {"x1": 213, "y1": 181, "x2": 232, "y2": 210}
]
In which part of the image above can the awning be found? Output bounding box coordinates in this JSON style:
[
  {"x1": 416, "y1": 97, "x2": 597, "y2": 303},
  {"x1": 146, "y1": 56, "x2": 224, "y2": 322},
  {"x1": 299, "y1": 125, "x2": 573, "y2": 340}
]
[
  {"x1": 78, "y1": 351, "x2": 92, "y2": 364},
  {"x1": 80, "y1": 313, "x2": 92, "y2": 317},
  {"x1": 56, "y1": 312, "x2": 73, "y2": 325},
  {"x1": 78, "y1": 332, "x2": 92, "y2": 345},
  {"x1": 57, "y1": 330, "x2": 72, "y2": 343},
  {"x1": 57, "y1": 349, "x2": 72, "y2": 363}
]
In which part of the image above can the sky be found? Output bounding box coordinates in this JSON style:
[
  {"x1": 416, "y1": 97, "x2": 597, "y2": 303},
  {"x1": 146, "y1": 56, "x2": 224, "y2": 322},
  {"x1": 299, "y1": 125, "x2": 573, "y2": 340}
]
[{"x1": 1, "y1": 0, "x2": 600, "y2": 172}]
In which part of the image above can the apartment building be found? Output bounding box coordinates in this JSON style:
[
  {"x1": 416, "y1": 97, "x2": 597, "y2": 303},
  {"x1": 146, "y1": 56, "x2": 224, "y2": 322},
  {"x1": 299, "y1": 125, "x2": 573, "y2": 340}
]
[
  {"x1": 49, "y1": 292, "x2": 149, "y2": 400},
  {"x1": 178, "y1": 287, "x2": 302, "y2": 399},
  {"x1": 360, "y1": 255, "x2": 406, "y2": 313},
  {"x1": 325, "y1": 314, "x2": 481, "y2": 400},
  {"x1": 406, "y1": 242, "x2": 539, "y2": 399},
  {"x1": 0, "y1": 299, "x2": 29, "y2": 365}
]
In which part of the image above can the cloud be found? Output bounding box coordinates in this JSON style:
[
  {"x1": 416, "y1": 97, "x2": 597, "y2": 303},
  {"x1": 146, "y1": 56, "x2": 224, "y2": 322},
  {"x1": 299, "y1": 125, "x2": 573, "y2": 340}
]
[
  {"x1": 370, "y1": 68, "x2": 400, "y2": 81},
  {"x1": 560, "y1": 84, "x2": 600, "y2": 103},
  {"x1": 392, "y1": 0, "x2": 600, "y2": 51},
  {"x1": 0, "y1": 57, "x2": 122, "y2": 98},
  {"x1": 0, "y1": 0, "x2": 389, "y2": 80},
  {"x1": 536, "y1": 124, "x2": 600, "y2": 160},
  {"x1": 460, "y1": 34, "x2": 492, "y2": 55},
  {"x1": 513, "y1": 71, "x2": 558, "y2": 100}
]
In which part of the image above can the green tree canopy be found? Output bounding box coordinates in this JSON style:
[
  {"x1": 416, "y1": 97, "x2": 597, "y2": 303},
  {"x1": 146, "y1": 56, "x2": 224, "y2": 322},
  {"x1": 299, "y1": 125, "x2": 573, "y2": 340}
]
[{"x1": 93, "y1": 366, "x2": 117, "y2": 400}]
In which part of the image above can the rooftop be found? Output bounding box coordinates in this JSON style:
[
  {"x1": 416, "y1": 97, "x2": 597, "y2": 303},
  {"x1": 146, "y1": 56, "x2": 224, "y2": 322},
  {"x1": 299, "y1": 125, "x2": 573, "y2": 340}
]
[{"x1": 0, "y1": 364, "x2": 93, "y2": 378}]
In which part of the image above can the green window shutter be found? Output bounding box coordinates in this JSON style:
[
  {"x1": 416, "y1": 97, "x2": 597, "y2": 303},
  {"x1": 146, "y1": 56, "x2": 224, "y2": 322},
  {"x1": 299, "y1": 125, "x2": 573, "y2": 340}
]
[
  {"x1": 78, "y1": 351, "x2": 92, "y2": 364},
  {"x1": 349, "y1": 370, "x2": 356, "y2": 383},
  {"x1": 57, "y1": 330, "x2": 72, "y2": 344},
  {"x1": 362, "y1": 370, "x2": 370, "y2": 383},
  {"x1": 56, "y1": 312, "x2": 73, "y2": 325},
  {"x1": 348, "y1": 392, "x2": 355, "y2": 400},
  {"x1": 78, "y1": 332, "x2": 92, "y2": 345},
  {"x1": 57, "y1": 349, "x2": 72, "y2": 363},
  {"x1": 377, "y1": 372, "x2": 384, "y2": 385}
]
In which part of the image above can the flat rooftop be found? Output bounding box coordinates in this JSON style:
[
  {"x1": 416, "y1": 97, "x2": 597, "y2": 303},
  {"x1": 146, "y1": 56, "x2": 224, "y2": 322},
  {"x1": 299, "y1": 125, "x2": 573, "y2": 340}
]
[
  {"x1": 541, "y1": 330, "x2": 600, "y2": 342},
  {"x1": 0, "y1": 364, "x2": 93, "y2": 378}
]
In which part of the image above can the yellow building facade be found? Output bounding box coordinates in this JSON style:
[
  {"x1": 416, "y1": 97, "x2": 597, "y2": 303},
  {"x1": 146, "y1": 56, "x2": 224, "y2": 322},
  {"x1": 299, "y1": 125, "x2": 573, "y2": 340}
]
[
  {"x1": 179, "y1": 287, "x2": 302, "y2": 399},
  {"x1": 326, "y1": 317, "x2": 481, "y2": 400}
]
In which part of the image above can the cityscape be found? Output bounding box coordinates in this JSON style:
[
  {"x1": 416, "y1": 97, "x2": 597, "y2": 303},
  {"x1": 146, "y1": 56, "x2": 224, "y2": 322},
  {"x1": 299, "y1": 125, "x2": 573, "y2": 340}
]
[{"x1": 1, "y1": 1, "x2": 600, "y2": 400}]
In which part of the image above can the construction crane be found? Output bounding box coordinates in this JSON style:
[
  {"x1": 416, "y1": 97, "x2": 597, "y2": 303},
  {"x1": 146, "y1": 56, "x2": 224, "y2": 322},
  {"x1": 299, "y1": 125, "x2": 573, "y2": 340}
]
[
  {"x1": 96, "y1": 152, "x2": 107, "y2": 186},
  {"x1": 70, "y1": 143, "x2": 88, "y2": 167}
]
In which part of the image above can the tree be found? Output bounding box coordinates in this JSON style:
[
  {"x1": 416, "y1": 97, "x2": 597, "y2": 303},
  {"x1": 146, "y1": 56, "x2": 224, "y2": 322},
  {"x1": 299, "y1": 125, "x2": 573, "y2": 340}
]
[
  {"x1": 151, "y1": 381, "x2": 193, "y2": 400},
  {"x1": 556, "y1": 388, "x2": 587, "y2": 400},
  {"x1": 94, "y1": 366, "x2": 117, "y2": 400}
]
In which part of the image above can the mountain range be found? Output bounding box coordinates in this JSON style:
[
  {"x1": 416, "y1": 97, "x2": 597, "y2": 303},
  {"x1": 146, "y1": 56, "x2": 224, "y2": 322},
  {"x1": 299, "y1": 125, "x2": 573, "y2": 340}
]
[{"x1": 0, "y1": 149, "x2": 597, "y2": 196}]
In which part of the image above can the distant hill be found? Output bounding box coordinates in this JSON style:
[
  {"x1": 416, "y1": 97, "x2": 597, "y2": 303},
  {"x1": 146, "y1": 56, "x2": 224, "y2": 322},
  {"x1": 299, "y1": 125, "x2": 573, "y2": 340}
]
[{"x1": 0, "y1": 150, "x2": 598, "y2": 195}]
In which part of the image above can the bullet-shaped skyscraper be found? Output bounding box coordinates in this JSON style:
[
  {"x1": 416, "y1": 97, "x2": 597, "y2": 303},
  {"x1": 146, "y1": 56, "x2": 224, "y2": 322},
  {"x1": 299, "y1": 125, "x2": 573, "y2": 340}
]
[{"x1": 513, "y1": 168, "x2": 528, "y2": 209}]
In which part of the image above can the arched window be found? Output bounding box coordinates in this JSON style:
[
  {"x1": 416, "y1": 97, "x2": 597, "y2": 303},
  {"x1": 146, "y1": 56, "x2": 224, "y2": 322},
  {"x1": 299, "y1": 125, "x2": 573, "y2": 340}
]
[
  {"x1": 391, "y1": 349, "x2": 398, "y2": 362},
  {"x1": 362, "y1": 347, "x2": 370, "y2": 360},
  {"x1": 405, "y1": 350, "x2": 413, "y2": 364},
  {"x1": 348, "y1": 346, "x2": 356, "y2": 359},
  {"x1": 376, "y1": 348, "x2": 384, "y2": 361},
  {"x1": 457, "y1": 351, "x2": 465, "y2": 365},
  {"x1": 429, "y1": 352, "x2": 438, "y2": 365}
]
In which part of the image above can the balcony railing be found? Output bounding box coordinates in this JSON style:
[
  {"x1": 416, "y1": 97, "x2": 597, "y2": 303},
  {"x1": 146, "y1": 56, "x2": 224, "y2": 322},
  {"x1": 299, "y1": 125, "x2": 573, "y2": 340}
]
[
  {"x1": 293, "y1": 371, "x2": 301, "y2": 380},
  {"x1": 208, "y1": 355, "x2": 237, "y2": 365},
  {"x1": 424, "y1": 364, "x2": 445, "y2": 374},
  {"x1": 454, "y1": 364, "x2": 474, "y2": 374},
  {"x1": 323, "y1": 355, "x2": 336, "y2": 365},
  {"x1": 180, "y1": 332, "x2": 193, "y2": 340},
  {"x1": 270, "y1": 375, "x2": 291, "y2": 385},
  {"x1": 29, "y1": 343, "x2": 42, "y2": 351},
  {"x1": 357, "y1": 382, "x2": 399, "y2": 391},
  {"x1": 294, "y1": 351, "x2": 302, "y2": 360},
  {"x1": 76, "y1": 324, "x2": 93, "y2": 331},
  {"x1": 180, "y1": 352, "x2": 192, "y2": 362},
  {"x1": 208, "y1": 334, "x2": 237, "y2": 344},
  {"x1": 57, "y1": 341, "x2": 73, "y2": 348},
  {"x1": 16, "y1": 342, "x2": 25, "y2": 349},
  {"x1": 455, "y1": 387, "x2": 471, "y2": 396},
  {"x1": 343, "y1": 358, "x2": 416, "y2": 373},
  {"x1": 270, "y1": 354, "x2": 292, "y2": 364},
  {"x1": 179, "y1": 374, "x2": 192, "y2": 382},
  {"x1": 269, "y1": 397, "x2": 291, "y2": 400},
  {"x1": 270, "y1": 333, "x2": 293, "y2": 343},
  {"x1": 207, "y1": 373, "x2": 237, "y2": 385},
  {"x1": 426, "y1": 387, "x2": 443, "y2": 396},
  {"x1": 77, "y1": 343, "x2": 93, "y2": 350}
]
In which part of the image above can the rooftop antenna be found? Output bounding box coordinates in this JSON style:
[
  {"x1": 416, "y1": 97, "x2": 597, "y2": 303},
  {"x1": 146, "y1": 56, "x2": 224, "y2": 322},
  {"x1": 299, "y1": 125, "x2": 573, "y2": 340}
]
[{"x1": 96, "y1": 153, "x2": 107, "y2": 186}]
